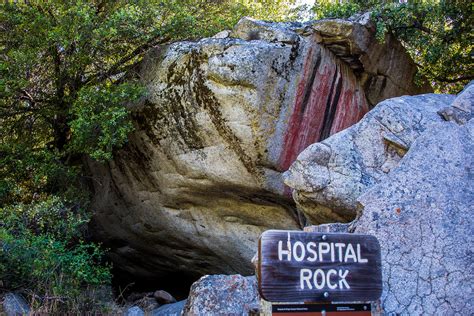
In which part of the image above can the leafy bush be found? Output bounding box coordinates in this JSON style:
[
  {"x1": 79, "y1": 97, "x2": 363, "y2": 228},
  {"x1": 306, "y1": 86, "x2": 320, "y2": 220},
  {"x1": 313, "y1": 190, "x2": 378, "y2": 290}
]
[
  {"x1": 313, "y1": 1, "x2": 362, "y2": 19},
  {"x1": 0, "y1": 144, "x2": 84, "y2": 206},
  {"x1": 69, "y1": 82, "x2": 145, "y2": 161},
  {"x1": 0, "y1": 197, "x2": 112, "y2": 313}
]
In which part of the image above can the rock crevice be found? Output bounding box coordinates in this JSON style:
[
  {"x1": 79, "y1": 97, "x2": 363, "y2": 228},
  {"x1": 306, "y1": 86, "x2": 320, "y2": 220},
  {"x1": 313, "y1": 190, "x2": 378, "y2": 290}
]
[{"x1": 284, "y1": 83, "x2": 473, "y2": 314}]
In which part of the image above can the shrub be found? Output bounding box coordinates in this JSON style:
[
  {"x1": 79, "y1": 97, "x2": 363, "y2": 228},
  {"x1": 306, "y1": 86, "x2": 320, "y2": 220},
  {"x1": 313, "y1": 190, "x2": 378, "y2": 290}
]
[{"x1": 0, "y1": 196, "x2": 112, "y2": 314}]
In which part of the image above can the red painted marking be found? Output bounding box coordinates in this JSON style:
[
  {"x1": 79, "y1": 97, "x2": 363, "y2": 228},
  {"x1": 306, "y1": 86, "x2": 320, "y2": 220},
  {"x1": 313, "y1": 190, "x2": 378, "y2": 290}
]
[
  {"x1": 278, "y1": 47, "x2": 369, "y2": 173},
  {"x1": 278, "y1": 48, "x2": 335, "y2": 171},
  {"x1": 329, "y1": 67, "x2": 369, "y2": 135}
]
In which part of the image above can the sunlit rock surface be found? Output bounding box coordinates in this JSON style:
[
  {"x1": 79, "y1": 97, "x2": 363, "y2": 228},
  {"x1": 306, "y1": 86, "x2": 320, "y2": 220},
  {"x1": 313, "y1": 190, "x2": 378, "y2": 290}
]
[{"x1": 87, "y1": 17, "x2": 428, "y2": 277}]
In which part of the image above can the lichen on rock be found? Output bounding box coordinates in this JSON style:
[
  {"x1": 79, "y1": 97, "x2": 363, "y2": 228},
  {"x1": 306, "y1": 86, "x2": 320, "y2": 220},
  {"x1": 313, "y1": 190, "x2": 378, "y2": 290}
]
[
  {"x1": 87, "y1": 17, "x2": 429, "y2": 278},
  {"x1": 285, "y1": 83, "x2": 474, "y2": 314}
]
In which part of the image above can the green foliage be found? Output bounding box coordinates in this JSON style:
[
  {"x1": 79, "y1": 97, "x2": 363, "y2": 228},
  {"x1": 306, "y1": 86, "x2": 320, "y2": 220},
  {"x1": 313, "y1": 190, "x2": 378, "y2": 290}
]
[
  {"x1": 0, "y1": 1, "x2": 298, "y2": 312},
  {"x1": 313, "y1": 0, "x2": 362, "y2": 19},
  {"x1": 312, "y1": 0, "x2": 473, "y2": 93},
  {"x1": 238, "y1": 0, "x2": 300, "y2": 21},
  {"x1": 0, "y1": 143, "x2": 83, "y2": 205},
  {"x1": 0, "y1": 196, "x2": 111, "y2": 313},
  {"x1": 70, "y1": 82, "x2": 145, "y2": 161},
  {"x1": 0, "y1": 0, "x2": 298, "y2": 206}
]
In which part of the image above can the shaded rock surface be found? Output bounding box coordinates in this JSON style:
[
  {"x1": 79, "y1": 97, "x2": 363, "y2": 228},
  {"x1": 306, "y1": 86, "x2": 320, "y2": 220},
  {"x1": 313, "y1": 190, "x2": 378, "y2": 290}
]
[
  {"x1": 152, "y1": 300, "x2": 186, "y2": 316},
  {"x1": 2, "y1": 293, "x2": 30, "y2": 316},
  {"x1": 182, "y1": 275, "x2": 259, "y2": 315},
  {"x1": 285, "y1": 87, "x2": 473, "y2": 313},
  {"x1": 124, "y1": 306, "x2": 145, "y2": 316},
  {"x1": 88, "y1": 17, "x2": 429, "y2": 277}
]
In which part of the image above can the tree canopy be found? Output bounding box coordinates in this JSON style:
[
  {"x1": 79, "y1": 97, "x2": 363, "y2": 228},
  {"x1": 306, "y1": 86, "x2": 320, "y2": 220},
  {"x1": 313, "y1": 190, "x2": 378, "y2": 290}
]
[{"x1": 0, "y1": 0, "x2": 298, "y2": 205}]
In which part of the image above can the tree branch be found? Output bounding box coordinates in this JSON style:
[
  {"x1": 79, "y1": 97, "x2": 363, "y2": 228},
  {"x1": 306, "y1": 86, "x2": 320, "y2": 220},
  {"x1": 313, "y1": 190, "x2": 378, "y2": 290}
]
[
  {"x1": 85, "y1": 35, "x2": 171, "y2": 85},
  {"x1": 433, "y1": 75, "x2": 474, "y2": 83}
]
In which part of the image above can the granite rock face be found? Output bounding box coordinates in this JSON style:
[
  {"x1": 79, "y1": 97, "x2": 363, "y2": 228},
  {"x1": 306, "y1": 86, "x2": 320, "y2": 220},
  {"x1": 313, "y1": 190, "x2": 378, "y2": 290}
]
[
  {"x1": 286, "y1": 86, "x2": 473, "y2": 313},
  {"x1": 284, "y1": 93, "x2": 455, "y2": 223},
  {"x1": 88, "y1": 17, "x2": 428, "y2": 277},
  {"x1": 182, "y1": 275, "x2": 259, "y2": 315},
  {"x1": 152, "y1": 300, "x2": 186, "y2": 316},
  {"x1": 124, "y1": 306, "x2": 145, "y2": 316},
  {"x1": 353, "y1": 120, "x2": 474, "y2": 314},
  {"x1": 438, "y1": 81, "x2": 474, "y2": 124}
]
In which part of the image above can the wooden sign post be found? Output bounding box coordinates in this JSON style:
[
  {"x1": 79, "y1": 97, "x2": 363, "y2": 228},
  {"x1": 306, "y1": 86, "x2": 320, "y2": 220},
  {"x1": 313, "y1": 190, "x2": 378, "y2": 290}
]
[{"x1": 257, "y1": 230, "x2": 382, "y2": 306}]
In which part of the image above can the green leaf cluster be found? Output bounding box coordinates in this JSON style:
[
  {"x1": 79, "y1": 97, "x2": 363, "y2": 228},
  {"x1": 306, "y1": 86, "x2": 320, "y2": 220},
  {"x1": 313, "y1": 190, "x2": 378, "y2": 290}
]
[
  {"x1": 0, "y1": 1, "x2": 298, "y2": 310},
  {"x1": 70, "y1": 82, "x2": 145, "y2": 161},
  {"x1": 0, "y1": 196, "x2": 111, "y2": 313}
]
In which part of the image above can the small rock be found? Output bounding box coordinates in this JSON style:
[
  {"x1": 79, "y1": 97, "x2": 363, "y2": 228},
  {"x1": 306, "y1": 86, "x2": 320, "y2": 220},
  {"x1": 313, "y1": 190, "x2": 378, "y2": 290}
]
[
  {"x1": 212, "y1": 30, "x2": 230, "y2": 39},
  {"x1": 3, "y1": 293, "x2": 30, "y2": 316},
  {"x1": 452, "y1": 80, "x2": 474, "y2": 112},
  {"x1": 153, "y1": 290, "x2": 176, "y2": 305},
  {"x1": 124, "y1": 305, "x2": 144, "y2": 316},
  {"x1": 151, "y1": 300, "x2": 186, "y2": 316}
]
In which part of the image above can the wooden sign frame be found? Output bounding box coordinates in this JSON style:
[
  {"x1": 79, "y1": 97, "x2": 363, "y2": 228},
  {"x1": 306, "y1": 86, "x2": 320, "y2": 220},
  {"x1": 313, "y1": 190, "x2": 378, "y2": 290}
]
[{"x1": 258, "y1": 230, "x2": 382, "y2": 303}]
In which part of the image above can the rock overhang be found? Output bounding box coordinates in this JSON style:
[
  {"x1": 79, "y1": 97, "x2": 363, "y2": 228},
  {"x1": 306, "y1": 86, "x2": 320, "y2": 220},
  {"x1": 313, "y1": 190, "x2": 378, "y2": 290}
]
[{"x1": 87, "y1": 16, "x2": 430, "y2": 278}]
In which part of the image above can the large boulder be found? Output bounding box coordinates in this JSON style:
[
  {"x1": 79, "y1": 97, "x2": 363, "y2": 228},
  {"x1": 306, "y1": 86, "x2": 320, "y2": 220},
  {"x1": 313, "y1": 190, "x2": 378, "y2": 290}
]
[
  {"x1": 285, "y1": 85, "x2": 474, "y2": 313},
  {"x1": 284, "y1": 93, "x2": 455, "y2": 223},
  {"x1": 87, "y1": 17, "x2": 429, "y2": 277},
  {"x1": 353, "y1": 117, "x2": 474, "y2": 314},
  {"x1": 182, "y1": 275, "x2": 259, "y2": 315}
]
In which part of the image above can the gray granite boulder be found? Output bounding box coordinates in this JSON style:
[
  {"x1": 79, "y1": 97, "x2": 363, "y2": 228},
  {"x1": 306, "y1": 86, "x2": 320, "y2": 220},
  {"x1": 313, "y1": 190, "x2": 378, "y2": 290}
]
[
  {"x1": 352, "y1": 119, "x2": 474, "y2": 314},
  {"x1": 284, "y1": 93, "x2": 455, "y2": 223},
  {"x1": 124, "y1": 306, "x2": 145, "y2": 316},
  {"x1": 438, "y1": 81, "x2": 474, "y2": 124},
  {"x1": 182, "y1": 275, "x2": 259, "y2": 315},
  {"x1": 152, "y1": 300, "x2": 186, "y2": 316},
  {"x1": 285, "y1": 85, "x2": 474, "y2": 313},
  {"x1": 87, "y1": 16, "x2": 429, "y2": 278}
]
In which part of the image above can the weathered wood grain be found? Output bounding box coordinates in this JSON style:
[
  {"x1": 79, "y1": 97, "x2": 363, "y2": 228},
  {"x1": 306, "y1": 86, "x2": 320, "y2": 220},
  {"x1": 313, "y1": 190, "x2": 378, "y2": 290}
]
[{"x1": 258, "y1": 230, "x2": 382, "y2": 303}]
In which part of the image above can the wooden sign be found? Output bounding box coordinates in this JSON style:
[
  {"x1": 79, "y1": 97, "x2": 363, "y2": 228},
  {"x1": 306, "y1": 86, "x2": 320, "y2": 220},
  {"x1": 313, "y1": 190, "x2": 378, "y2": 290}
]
[
  {"x1": 272, "y1": 303, "x2": 372, "y2": 316},
  {"x1": 258, "y1": 230, "x2": 382, "y2": 303}
]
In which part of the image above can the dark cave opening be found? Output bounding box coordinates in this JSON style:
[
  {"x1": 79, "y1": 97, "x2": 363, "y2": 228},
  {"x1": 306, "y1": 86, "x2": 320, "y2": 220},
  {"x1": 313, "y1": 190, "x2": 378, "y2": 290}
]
[{"x1": 111, "y1": 266, "x2": 202, "y2": 302}]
